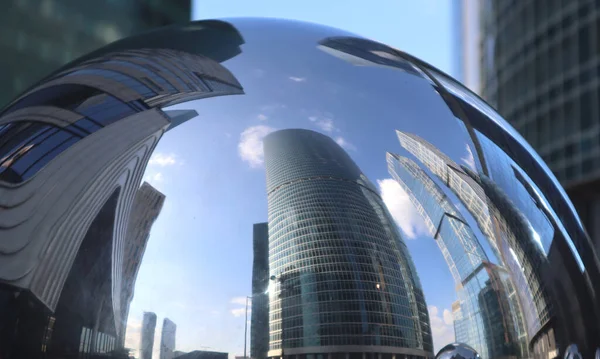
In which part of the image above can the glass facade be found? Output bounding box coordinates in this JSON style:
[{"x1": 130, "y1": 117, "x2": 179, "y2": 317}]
[
  {"x1": 263, "y1": 129, "x2": 433, "y2": 358},
  {"x1": 387, "y1": 153, "x2": 525, "y2": 359},
  {"x1": 252, "y1": 222, "x2": 270, "y2": 359},
  {"x1": 0, "y1": 0, "x2": 191, "y2": 108},
  {"x1": 0, "y1": 48, "x2": 243, "y2": 185}
]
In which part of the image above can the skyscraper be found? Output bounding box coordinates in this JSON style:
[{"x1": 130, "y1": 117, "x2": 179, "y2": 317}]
[
  {"x1": 121, "y1": 183, "x2": 166, "y2": 346},
  {"x1": 479, "y1": 0, "x2": 600, "y2": 254},
  {"x1": 0, "y1": 40, "x2": 244, "y2": 358},
  {"x1": 263, "y1": 129, "x2": 433, "y2": 359},
  {"x1": 1, "y1": 0, "x2": 191, "y2": 108},
  {"x1": 141, "y1": 312, "x2": 157, "y2": 359},
  {"x1": 387, "y1": 153, "x2": 525, "y2": 359},
  {"x1": 251, "y1": 222, "x2": 269, "y2": 359},
  {"x1": 160, "y1": 318, "x2": 177, "y2": 359}
]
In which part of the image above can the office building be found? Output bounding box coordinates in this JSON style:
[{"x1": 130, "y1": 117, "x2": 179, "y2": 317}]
[
  {"x1": 479, "y1": 0, "x2": 600, "y2": 254},
  {"x1": 263, "y1": 129, "x2": 433, "y2": 359},
  {"x1": 160, "y1": 318, "x2": 177, "y2": 359},
  {"x1": 174, "y1": 351, "x2": 228, "y2": 359},
  {"x1": 141, "y1": 312, "x2": 157, "y2": 359},
  {"x1": 251, "y1": 222, "x2": 270, "y2": 359},
  {"x1": 387, "y1": 153, "x2": 524, "y2": 359},
  {"x1": 0, "y1": 39, "x2": 243, "y2": 358},
  {"x1": 1, "y1": 0, "x2": 191, "y2": 108}
]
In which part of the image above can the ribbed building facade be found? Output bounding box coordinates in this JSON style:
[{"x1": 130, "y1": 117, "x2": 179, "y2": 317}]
[
  {"x1": 121, "y1": 182, "x2": 166, "y2": 345},
  {"x1": 479, "y1": 0, "x2": 600, "y2": 254},
  {"x1": 387, "y1": 152, "x2": 525, "y2": 359},
  {"x1": 0, "y1": 46, "x2": 243, "y2": 358},
  {"x1": 252, "y1": 222, "x2": 270, "y2": 359},
  {"x1": 263, "y1": 129, "x2": 433, "y2": 359}
]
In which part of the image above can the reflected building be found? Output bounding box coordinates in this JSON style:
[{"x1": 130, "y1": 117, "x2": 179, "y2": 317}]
[
  {"x1": 141, "y1": 312, "x2": 157, "y2": 359},
  {"x1": 160, "y1": 318, "x2": 177, "y2": 359},
  {"x1": 1, "y1": 0, "x2": 191, "y2": 108},
  {"x1": 317, "y1": 37, "x2": 423, "y2": 77},
  {"x1": 251, "y1": 222, "x2": 270, "y2": 359},
  {"x1": 387, "y1": 153, "x2": 525, "y2": 359},
  {"x1": 263, "y1": 129, "x2": 433, "y2": 359},
  {"x1": 121, "y1": 182, "x2": 166, "y2": 346},
  {"x1": 0, "y1": 42, "x2": 244, "y2": 358}
]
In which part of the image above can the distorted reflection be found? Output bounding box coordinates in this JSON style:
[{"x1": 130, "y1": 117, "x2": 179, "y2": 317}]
[{"x1": 0, "y1": 17, "x2": 598, "y2": 359}]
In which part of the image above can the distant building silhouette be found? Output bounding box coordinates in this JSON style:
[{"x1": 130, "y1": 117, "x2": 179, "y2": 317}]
[
  {"x1": 160, "y1": 318, "x2": 177, "y2": 359},
  {"x1": 251, "y1": 222, "x2": 269, "y2": 359},
  {"x1": 141, "y1": 312, "x2": 157, "y2": 359}
]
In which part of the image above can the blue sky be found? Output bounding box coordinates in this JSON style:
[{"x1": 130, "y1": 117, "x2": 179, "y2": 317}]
[{"x1": 124, "y1": 2, "x2": 459, "y2": 358}]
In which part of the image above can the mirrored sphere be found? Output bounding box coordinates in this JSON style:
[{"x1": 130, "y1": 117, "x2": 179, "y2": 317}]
[
  {"x1": 435, "y1": 343, "x2": 480, "y2": 359},
  {"x1": 0, "y1": 18, "x2": 599, "y2": 359}
]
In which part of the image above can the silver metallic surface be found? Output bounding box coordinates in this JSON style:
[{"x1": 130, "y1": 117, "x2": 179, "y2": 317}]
[{"x1": 0, "y1": 18, "x2": 598, "y2": 359}]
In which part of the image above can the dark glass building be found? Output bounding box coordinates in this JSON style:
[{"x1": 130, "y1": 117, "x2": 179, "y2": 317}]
[
  {"x1": 141, "y1": 312, "x2": 157, "y2": 359},
  {"x1": 252, "y1": 222, "x2": 270, "y2": 359},
  {"x1": 0, "y1": 0, "x2": 191, "y2": 107},
  {"x1": 263, "y1": 129, "x2": 433, "y2": 359},
  {"x1": 479, "y1": 0, "x2": 600, "y2": 255}
]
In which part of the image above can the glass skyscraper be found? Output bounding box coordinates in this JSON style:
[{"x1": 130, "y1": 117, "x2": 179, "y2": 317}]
[
  {"x1": 387, "y1": 153, "x2": 525, "y2": 359},
  {"x1": 252, "y1": 222, "x2": 270, "y2": 359},
  {"x1": 263, "y1": 129, "x2": 433, "y2": 359}
]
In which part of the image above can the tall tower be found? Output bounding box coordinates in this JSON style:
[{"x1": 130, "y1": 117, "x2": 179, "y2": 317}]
[
  {"x1": 251, "y1": 222, "x2": 269, "y2": 359},
  {"x1": 387, "y1": 153, "x2": 524, "y2": 359},
  {"x1": 160, "y1": 318, "x2": 177, "y2": 359},
  {"x1": 141, "y1": 312, "x2": 157, "y2": 359},
  {"x1": 263, "y1": 129, "x2": 433, "y2": 359}
]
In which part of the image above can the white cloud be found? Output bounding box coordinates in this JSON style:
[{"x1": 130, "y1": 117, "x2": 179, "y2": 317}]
[
  {"x1": 225, "y1": 132, "x2": 232, "y2": 138},
  {"x1": 443, "y1": 309, "x2": 454, "y2": 326},
  {"x1": 149, "y1": 152, "x2": 179, "y2": 167},
  {"x1": 289, "y1": 76, "x2": 306, "y2": 82},
  {"x1": 238, "y1": 125, "x2": 276, "y2": 168},
  {"x1": 377, "y1": 178, "x2": 428, "y2": 239},
  {"x1": 428, "y1": 305, "x2": 455, "y2": 353},
  {"x1": 334, "y1": 137, "x2": 356, "y2": 152},
  {"x1": 309, "y1": 117, "x2": 336, "y2": 133},
  {"x1": 257, "y1": 114, "x2": 268, "y2": 121},
  {"x1": 231, "y1": 308, "x2": 250, "y2": 317},
  {"x1": 461, "y1": 144, "x2": 476, "y2": 171},
  {"x1": 124, "y1": 317, "x2": 142, "y2": 356},
  {"x1": 152, "y1": 172, "x2": 163, "y2": 182},
  {"x1": 230, "y1": 297, "x2": 249, "y2": 305}
]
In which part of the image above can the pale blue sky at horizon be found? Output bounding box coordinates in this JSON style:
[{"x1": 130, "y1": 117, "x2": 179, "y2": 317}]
[{"x1": 124, "y1": 2, "x2": 459, "y2": 358}]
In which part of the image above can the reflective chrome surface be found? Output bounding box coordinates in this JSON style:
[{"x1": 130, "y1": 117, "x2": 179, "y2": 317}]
[
  {"x1": 0, "y1": 18, "x2": 598, "y2": 359},
  {"x1": 435, "y1": 343, "x2": 480, "y2": 359}
]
